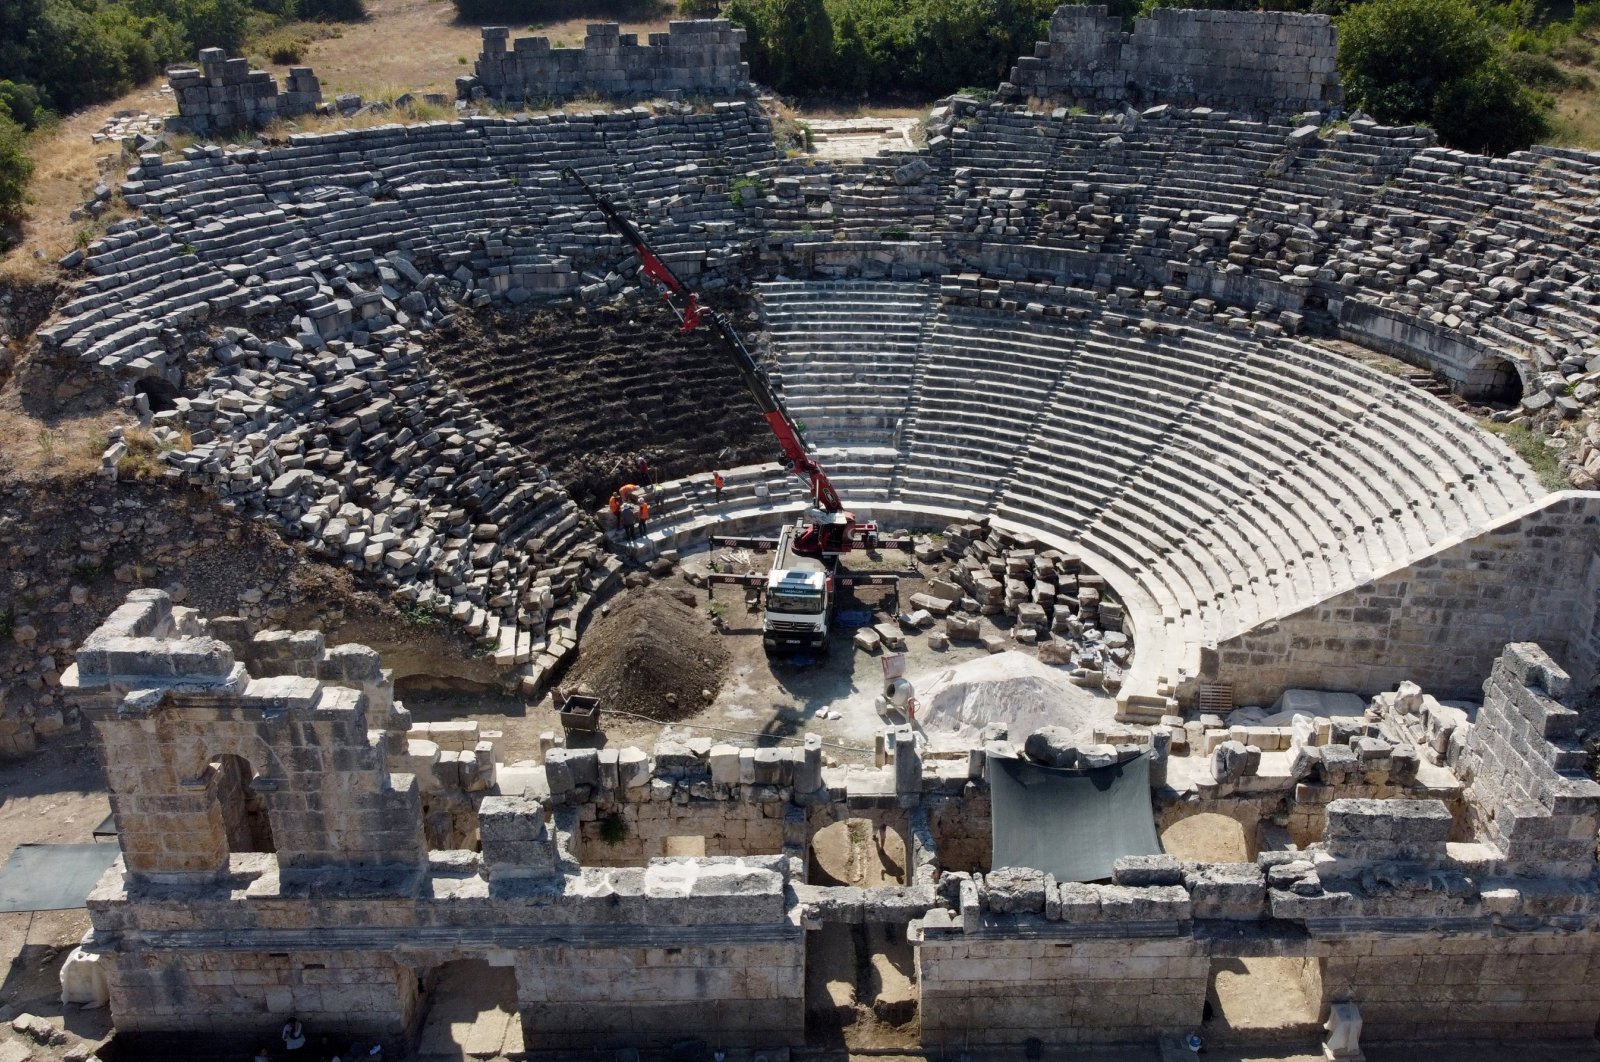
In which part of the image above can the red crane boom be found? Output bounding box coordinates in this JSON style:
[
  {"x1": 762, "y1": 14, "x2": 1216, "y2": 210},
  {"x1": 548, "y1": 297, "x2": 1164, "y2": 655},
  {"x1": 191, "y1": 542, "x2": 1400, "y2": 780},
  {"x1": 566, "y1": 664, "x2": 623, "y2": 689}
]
[{"x1": 563, "y1": 168, "x2": 862, "y2": 556}]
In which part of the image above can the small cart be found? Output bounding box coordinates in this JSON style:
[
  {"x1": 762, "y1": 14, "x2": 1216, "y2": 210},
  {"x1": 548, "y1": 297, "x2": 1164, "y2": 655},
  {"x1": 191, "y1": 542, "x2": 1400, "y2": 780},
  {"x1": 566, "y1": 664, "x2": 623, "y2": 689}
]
[{"x1": 554, "y1": 686, "x2": 601, "y2": 737}]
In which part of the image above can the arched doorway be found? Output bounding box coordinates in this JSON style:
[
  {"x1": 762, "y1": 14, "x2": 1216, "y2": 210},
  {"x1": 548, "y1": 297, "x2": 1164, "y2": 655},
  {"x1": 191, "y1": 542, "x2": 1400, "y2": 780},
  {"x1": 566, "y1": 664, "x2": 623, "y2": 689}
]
[
  {"x1": 133, "y1": 376, "x2": 181, "y2": 414},
  {"x1": 1465, "y1": 355, "x2": 1523, "y2": 406},
  {"x1": 214, "y1": 754, "x2": 275, "y2": 854}
]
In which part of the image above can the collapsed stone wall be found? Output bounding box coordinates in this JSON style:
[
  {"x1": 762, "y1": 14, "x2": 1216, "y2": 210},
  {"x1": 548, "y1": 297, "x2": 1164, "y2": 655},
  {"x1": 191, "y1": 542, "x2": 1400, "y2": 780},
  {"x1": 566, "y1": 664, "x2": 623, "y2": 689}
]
[
  {"x1": 1206, "y1": 493, "x2": 1600, "y2": 703},
  {"x1": 166, "y1": 49, "x2": 322, "y2": 135},
  {"x1": 916, "y1": 644, "x2": 1600, "y2": 1043},
  {"x1": 1007, "y1": 6, "x2": 1340, "y2": 115},
  {"x1": 65, "y1": 590, "x2": 805, "y2": 1051},
  {"x1": 59, "y1": 592, "x2": 1600, "y2": 1050},
  {"x1": 1458, "y1": 643, "x2": 1600, "y2": 876},
  {"x1": 465, "y1": 21, "x2": 750, "y2": 104}
]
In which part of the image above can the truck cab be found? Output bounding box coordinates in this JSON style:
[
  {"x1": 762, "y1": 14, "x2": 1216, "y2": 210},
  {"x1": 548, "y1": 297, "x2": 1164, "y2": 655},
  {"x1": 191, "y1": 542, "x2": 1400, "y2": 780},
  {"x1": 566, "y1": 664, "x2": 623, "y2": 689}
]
[{"x1": 761, "y1": 529, "x2": 831, "y2": 651}]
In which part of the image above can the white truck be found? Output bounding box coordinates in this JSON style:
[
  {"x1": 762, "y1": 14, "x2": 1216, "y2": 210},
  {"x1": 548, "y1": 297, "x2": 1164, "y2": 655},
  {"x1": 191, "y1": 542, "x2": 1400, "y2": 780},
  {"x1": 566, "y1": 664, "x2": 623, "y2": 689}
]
[
  {"x1": 711, "y1": 520, "x2": 906, "y2": 653},
  {"x1": 760, "y1": 525, "x2": 831, "y2": 650}
]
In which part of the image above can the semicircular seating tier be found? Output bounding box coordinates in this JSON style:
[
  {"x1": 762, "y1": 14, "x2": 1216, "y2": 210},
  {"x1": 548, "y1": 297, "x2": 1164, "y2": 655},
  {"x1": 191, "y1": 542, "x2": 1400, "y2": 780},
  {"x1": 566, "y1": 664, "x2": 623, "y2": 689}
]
[
  {"x1": 41, "y1": 99, "x2": 1600, "y2": 700},
  {"x1": 639, "y1": 279, "x2": 1544, "y2": 709}
]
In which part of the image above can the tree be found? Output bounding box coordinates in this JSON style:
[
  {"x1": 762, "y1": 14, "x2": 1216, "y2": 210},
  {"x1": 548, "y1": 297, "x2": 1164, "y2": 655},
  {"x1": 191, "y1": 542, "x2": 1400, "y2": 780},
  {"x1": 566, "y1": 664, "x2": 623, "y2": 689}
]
[
  {"x1": 0, "y1": 82, "x2": 44, "y2": 130},
  {"x1": 827, "y1": 0, "x2": 912, "y2": 94},
  {"x1": 724, "y1": 0, "x2": 834, "y2": 93},
  {"x1": 909, "y1": 0, "x2": 1053, "y2": 96},
  {"x1": 0, "y1": 111, "x2": 33, "y2": 223},
  {"x1": 1338, "y1": 0, "x2": 1548, "y2": 153}
]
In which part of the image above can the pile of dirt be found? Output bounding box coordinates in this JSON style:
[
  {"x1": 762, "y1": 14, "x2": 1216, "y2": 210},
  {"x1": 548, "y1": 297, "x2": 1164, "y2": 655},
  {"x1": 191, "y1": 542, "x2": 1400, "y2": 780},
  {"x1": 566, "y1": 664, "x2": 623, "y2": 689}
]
[{"x1": 566, "y1": 587, "x2": 729, "y2": 721}]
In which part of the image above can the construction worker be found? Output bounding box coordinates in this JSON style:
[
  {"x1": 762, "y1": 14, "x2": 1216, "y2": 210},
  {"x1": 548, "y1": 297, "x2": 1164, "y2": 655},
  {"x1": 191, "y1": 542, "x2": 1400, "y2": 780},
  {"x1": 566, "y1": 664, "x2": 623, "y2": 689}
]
[
  {"x1": 712, "y1": 470, "x2": 725, "y2": 501},
  {"x1": 608, "y1": 492, "x2": 621, "y2": 534},
  {"x1": 638, "y1": 499, "x2": 651, "y2": 536},
  {"x1": 622, "y1": 504, "x2": 638, "y2": 543}
]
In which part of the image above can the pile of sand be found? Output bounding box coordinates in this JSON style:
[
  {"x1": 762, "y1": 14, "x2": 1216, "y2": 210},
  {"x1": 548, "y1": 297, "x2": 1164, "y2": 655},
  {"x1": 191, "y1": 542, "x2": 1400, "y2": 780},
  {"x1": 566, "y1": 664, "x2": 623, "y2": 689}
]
[
  {"x1": 565, "y1": 588, "x2": 729, "y2": 721},
  {"x1": 911, "y1": 650, "x2": 1116, "y2": 744}
]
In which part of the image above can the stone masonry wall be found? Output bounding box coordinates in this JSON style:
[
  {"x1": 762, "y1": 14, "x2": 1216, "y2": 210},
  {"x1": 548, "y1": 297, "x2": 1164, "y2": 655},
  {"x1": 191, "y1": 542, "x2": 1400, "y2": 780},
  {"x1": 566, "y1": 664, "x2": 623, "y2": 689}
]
[
  {"x1": 167, "y1": 49, "x2": 322, "y2": 135},
  {"x1": 1008, "y1": 6, "x2": 1340, "y2": 115},
  {"x1": 1458, "y1": 643, "x2": 1600, "y2": 875},
  {"x1": 1206, "y1": 492, "x2": 1600, "y2": 704},
  {"x1": 102, "y1": 944, "x2": 420, "y2": 1038},
  {"x1": 467, "y1": 21, "x2": 749, "y2": 104},
  {"x1": 67, "y1": 590, "x2": 427, "y2": 882},
  {"x1": 1319, "y1": 933, "x2": 1600, "y2": 1041},
  {"x1": 1338, "y1": 299, "x2": 1527, "y2": 400},
  {"x1": 917, "y1": 933, "x2": 1208, "y2": 1046},
  {"x1": 514, "y1": 939, "x2": 804, "y2": 1051},
  {"x1": 576, "y1": 798, "x2": 788, "y2": 864},
  {"x1": 927, "y1": 790, "x2": 992, "y2": 873}
]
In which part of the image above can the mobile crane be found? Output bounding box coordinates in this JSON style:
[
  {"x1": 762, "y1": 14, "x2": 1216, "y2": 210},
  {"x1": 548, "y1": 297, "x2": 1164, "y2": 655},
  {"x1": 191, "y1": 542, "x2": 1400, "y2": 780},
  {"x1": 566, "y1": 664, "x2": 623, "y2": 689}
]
[{"x1": 563, "y1": 167, "x2": 912, "y2": 650}]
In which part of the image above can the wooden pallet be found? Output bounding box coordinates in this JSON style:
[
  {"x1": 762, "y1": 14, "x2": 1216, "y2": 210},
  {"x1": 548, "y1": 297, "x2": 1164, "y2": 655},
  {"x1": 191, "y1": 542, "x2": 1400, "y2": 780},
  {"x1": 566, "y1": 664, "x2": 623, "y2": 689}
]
[{"x1": 1196, "y1": 681, "x2": 1235, "y2": 716}]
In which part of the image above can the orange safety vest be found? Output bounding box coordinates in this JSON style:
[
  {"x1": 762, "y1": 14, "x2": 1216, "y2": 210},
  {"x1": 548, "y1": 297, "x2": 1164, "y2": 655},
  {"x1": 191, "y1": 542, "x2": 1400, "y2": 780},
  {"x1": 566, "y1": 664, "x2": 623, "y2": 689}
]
[
  {"x1": 713, "y1": 472, "x2": 724, "y2": 489},
  {"x1": 640, "y1": 501, "x2": 651, "y2": 521},
  {"x1": 608, "y1": 495, "x2": 621, "y2": 516}
]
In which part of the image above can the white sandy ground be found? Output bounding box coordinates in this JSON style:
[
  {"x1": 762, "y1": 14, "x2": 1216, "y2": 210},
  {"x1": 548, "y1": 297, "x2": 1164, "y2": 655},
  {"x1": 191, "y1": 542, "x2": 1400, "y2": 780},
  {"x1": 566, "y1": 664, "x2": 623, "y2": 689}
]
[{"x1": 909, "y1": 650, "x2": 1118, "y2": 750}]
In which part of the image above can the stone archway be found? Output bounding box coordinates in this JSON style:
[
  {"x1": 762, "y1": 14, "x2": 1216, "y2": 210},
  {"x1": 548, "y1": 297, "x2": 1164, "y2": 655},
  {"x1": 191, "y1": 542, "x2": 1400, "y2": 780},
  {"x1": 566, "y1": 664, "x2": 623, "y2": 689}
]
[
  {"x1": 214, "y1": 753, "x2": 275, "y2": 854},
  {"x1": 1463, "y1": 354, "x2": 1523, "y2": 405}
]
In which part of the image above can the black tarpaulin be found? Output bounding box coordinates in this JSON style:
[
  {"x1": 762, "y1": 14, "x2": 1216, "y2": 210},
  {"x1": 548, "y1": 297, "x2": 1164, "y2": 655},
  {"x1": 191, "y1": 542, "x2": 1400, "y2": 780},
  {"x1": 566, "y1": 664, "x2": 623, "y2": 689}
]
[{"x1": 989, "y1": 752, "x2": 1162, "y2": 883}]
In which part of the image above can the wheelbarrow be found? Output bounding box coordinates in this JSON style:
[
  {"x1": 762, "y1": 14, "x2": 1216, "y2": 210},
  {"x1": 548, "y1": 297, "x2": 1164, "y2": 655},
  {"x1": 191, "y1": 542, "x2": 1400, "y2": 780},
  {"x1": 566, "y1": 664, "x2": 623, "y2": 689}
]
[{"x1": 554, "y1": 686, "x2": 601, "y2": 736}]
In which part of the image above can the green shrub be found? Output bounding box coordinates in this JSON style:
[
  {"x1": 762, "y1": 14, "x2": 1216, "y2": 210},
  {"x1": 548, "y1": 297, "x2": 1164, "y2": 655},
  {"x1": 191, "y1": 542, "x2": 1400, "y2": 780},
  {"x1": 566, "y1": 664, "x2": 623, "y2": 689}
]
[
  {"x1": 0, "y1": 113, "x2": 32, "y2": 223},
  {"x1": 449, "y1": 0, "x2": 666, "y2": 21},
  {"x1": 725, "y1": 0, "x2": 1051, "y2": 97},
  {"x1": 907, "y1": 0, "x2": 1055, "y2": 95},
  {"x1": 597, "y1": 813, "x2": 630, "y2": 845},
  {"x1": 297, "y1": 0, "x2": 365, "y2": 18},
  {"x1": 400, "y1": 602, "x2": 441, "y2": 627},
  {"x1": 678, "y1": 0, "x2": 719, "y2": 15},
  {"x1": 257, "y1": 27, "x2": 309, "y2": 62},
  {"x1": 1505, "y1": 49, "x2": 1587, "y2": 90},
  {"x1": 1338, "y1": 0, "x2": 1549, "y2": 154},
  {"x1": 0, "y1": 81, "x2": 44, "y2": 130},
  {"x1": 723, "y1": 0, "x2": 836, "y2": 94},
  {"x1": 729, "y1": 174, "x2": 765, "y2": 205},
  {"x1": 1486, "y1": 422, "x2": 1570, "y2": 490}
]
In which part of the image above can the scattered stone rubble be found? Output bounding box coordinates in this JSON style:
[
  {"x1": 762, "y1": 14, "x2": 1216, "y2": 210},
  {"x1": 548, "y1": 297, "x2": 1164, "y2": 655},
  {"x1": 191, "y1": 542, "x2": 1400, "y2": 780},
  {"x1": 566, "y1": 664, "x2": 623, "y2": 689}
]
[
  {"x1": 159, "y1": 322, "x2": 616, "y2": 684},
  {"x1": 93, "y1": 110, "x2": 164, "y2": 146},
  {"x1": 920, "y1": 521, "x2": 1131, "y2": 684}
]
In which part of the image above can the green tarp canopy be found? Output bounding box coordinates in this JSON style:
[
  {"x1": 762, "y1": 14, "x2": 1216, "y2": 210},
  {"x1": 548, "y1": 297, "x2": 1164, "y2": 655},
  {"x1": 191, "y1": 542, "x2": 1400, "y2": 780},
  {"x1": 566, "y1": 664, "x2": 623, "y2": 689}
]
[
  {"x1": 0, "y1": 844, "x2": 122, "y2": 913},
  {"x1": 989, "y1": 752, "x2": 1163, "y2": 883}
]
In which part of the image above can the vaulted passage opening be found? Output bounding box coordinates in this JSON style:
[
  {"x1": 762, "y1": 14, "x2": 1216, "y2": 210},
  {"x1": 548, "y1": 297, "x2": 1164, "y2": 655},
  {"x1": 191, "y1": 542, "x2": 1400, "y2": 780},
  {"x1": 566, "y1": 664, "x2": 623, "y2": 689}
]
[{"x1": 214, "y1": 754, "x2": 274, "y2": 855}]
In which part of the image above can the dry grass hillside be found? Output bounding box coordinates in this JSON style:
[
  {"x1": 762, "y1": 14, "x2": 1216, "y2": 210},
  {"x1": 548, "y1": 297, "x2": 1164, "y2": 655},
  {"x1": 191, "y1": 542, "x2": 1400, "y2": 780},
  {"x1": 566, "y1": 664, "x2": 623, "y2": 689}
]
[{"x1": 0, "y1": 0, "x2": 673, "y2": 284}]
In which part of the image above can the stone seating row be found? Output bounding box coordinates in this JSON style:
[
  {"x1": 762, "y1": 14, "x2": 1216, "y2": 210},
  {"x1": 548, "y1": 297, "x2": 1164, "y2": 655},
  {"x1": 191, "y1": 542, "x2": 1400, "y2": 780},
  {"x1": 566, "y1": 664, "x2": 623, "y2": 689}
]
[
  {"x1": 759, "y1": 279, "x2": 936, "y2": 450},
  {"x1": 52, "y1": 105, "x2": 783, "y2": 373},
  {"x1": 735, "y1": 278, "x2": 1544, "y2": 702}
]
